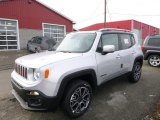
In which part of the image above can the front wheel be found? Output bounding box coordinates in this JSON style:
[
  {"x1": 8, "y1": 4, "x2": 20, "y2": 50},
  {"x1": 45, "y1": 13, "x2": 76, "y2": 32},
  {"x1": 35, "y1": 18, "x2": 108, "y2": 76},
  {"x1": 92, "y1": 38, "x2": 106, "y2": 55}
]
[
  {"x1": 128, "y1": 62, "x2": 142, "y2": 83},
  {"x1": 35, "y1": 48, "x2": 40, "y2": 53},
  {"x1": 148, "y1": 55, "x2": 160, "y2": 67},
  {"x1": 63, "y1": 80, "x2": 92, "y2": 118}
]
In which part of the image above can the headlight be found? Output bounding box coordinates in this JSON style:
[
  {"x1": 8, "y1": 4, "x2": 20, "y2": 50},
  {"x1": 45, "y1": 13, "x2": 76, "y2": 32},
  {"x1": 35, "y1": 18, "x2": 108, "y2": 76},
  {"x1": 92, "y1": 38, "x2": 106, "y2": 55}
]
[{"x1": 33, "y1": 69, "x2": 40, "y2": 80}]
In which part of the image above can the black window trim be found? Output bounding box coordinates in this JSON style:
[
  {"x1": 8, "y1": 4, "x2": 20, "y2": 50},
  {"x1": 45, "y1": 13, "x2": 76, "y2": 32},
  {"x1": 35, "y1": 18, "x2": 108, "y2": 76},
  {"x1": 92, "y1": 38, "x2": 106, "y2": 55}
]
[
  {"x1": 130, "y1": 34, "x2": 136, "y2": 46},
  {"x1": 96, "y1": 32, "x2": 135, "y2": 53},
  {"x1": 96, "y1": 33, "x2": 122, "y2": 53}
]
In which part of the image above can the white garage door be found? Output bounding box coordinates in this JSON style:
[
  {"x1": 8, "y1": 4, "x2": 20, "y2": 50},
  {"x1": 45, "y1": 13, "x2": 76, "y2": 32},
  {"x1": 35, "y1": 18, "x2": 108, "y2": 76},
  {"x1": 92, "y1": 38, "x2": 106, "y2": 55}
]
[
  {"x1": 43, "y1": 23, "x2": 66, "y2": 42},
  {"x1": 0, "y1": 19, "x2": 19, "y2": 50}
]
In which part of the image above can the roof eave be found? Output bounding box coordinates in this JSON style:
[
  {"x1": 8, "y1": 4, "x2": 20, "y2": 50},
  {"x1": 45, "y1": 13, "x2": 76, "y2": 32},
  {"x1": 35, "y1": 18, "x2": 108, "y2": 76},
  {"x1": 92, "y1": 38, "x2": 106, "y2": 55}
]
[{"x1": 36, "y1": 0, "x2": 75, "y2": 24}]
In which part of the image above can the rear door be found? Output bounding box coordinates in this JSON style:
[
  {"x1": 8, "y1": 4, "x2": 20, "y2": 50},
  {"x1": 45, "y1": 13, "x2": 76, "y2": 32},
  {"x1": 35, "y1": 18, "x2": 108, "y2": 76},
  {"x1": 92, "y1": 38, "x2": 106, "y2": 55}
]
[{"x1": 119, "y1": 33, "x2": 136, "y2": 72}]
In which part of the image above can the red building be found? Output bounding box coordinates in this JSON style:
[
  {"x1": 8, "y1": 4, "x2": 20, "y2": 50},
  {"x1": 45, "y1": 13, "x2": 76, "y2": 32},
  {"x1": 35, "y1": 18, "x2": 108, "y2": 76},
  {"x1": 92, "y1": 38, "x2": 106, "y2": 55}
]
[
  {"x1": 0, "y1": 0, "x2": 74, "y2": 50},
  {"x1": 80, "y1": 20, "x2": 160, "y2": 44}
]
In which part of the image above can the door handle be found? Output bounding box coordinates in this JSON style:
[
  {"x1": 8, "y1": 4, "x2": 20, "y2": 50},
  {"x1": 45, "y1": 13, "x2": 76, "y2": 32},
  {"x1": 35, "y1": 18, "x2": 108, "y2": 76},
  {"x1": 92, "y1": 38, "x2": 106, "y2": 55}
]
[{"x1": 116, "y1": 54, "x2": 121, "y2": 59}]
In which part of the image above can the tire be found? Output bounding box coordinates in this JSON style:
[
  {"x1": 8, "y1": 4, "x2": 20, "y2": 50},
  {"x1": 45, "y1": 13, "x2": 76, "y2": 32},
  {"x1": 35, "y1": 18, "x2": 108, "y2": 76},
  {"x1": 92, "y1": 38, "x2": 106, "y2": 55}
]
[
  {"x1": 128, "y1": 62, "x2": 142, "y2": 83},
  {"x1": 148, "y1": 55, "x2": 160, "y2": 67},
  {"x1": 35, "y1": 48, "x2": 39, "y2": 53},
  {"x1": 63, "y1": 80, "x2": 92, "y2": 118}
]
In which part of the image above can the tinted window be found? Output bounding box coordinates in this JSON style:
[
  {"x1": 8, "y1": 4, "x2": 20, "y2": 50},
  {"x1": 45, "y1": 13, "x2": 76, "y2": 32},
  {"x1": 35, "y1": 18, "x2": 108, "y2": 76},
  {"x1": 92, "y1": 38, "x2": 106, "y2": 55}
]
[
  {"x1": 101, "y1": 34, "x2": 119, "y2": 51},
  {"x1": 37, "y1": 37, "x2": 42, "y2": 44},
  {"x1": 120, "y1": 34, "x2": 132, "y2": 49},
  {"x1": 32, "y1": 37, "x2": 37, "y2": 43},
  {"x1": 148, "y1": 38, "x2": 160, "y2": 46},
  {"x1": 32, "y1": 37, "x2": 42, "y2": 44}
]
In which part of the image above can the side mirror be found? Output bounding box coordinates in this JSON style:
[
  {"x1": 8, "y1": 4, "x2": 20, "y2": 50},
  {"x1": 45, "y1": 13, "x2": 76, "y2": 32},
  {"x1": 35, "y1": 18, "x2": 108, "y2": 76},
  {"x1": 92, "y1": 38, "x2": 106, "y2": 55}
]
[{"x1": 102, "y1": 45, "x2": 115, "y2": 55}]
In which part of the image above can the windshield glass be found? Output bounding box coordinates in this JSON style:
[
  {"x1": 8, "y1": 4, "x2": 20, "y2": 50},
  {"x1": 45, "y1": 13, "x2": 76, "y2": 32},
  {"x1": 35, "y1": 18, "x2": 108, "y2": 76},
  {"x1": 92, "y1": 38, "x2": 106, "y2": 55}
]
[{"x1": 56, "y1": 33, "x2": 96, "y2": 53}]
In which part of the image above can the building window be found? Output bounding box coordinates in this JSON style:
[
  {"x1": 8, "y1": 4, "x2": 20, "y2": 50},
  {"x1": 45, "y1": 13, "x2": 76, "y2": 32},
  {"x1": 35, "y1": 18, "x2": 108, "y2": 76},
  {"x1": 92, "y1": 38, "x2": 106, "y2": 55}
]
[
  {"x1": 43, "y1": 23, "x2": 66, "y2": 42},
  {"x1": 0, "y1": 19, "x2": 19, "y2": 50}
]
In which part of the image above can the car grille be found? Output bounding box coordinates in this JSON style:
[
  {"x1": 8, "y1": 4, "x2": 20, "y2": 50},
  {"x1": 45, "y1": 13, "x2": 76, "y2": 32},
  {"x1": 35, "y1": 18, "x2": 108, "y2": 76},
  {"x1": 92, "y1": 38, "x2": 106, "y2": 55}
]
[{"x1": 15, "y1": 63, "x2": 28, "y2": 79}]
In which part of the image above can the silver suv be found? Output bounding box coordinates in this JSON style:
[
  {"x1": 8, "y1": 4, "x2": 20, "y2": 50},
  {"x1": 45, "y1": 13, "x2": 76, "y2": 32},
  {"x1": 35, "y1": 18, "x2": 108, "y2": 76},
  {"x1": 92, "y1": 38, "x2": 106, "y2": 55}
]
[{"x1": 11, "y1": 29, "x2": 143, "y2": 117}]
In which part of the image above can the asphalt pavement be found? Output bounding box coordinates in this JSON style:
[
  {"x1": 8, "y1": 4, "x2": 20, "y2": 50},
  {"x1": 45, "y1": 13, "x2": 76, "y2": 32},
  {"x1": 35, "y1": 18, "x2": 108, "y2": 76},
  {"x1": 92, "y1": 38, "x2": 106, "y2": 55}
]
[
  {"x1": 0, "y1": 62, "x2": 160, "y2": 120},
  {"x1": 0, "y1": 50, "x2": 29, "y2": 71}
]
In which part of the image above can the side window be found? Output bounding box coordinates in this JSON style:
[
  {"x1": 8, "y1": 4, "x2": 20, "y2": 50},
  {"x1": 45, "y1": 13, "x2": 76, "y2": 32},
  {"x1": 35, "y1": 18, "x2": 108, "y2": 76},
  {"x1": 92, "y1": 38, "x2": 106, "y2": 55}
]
[
  {"x1": 37, "y1": 38, "x2": 42, "y2": 44},
  {"x1": 120, "y1": 34, "x2": 132, "y2": 49},
  {"x1": 148, "y1": 38, "x2": 160, "y2": 46},
  {"x1": 101, "y1": 34, "x2": 119, "y2": 51},
  {"x1": 32, "y1": 38, "x2": 37, "y2": 43}
]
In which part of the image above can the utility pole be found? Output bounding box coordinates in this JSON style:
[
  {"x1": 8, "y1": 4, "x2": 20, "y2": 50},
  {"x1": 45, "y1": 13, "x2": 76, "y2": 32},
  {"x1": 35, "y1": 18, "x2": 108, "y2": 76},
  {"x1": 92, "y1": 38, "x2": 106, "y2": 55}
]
[{"x1": 104, "y1": 0, "x2": 106, "y2": 28}]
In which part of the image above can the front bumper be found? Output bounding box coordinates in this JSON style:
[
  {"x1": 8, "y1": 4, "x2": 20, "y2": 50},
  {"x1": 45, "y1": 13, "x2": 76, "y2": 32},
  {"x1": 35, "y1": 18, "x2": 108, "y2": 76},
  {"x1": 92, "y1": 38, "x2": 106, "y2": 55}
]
[{"x1": 11, "y1": 80, "x2": 59, "y2": 110}]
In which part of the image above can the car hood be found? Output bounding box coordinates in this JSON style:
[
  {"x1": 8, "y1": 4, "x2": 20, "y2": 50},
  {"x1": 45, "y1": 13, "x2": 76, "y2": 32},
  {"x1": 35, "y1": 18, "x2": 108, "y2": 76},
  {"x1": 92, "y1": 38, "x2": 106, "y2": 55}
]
[{"x1": 15, "y1": 51, "x2": 83, "y2": 68}]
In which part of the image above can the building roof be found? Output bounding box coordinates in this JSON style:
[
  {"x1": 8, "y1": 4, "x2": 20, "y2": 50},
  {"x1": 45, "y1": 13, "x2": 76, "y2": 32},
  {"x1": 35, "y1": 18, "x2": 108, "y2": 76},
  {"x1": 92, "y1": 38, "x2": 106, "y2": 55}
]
[
  {"x1": 36, "y1": 0, "x2": 75, "y2": 23},
  {"x1": 79, "y1": 19, "x2": 160, "y2": 31},
  {"x1": 0, "y1": 0, "x2": 75, "y2": 23}
]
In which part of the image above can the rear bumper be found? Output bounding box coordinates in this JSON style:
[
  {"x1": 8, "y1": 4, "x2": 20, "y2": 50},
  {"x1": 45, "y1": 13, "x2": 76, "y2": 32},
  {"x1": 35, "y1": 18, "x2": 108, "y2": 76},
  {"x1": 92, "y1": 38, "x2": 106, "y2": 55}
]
[{"x1": 11, "y1": 80, "x2": 59, "y2": 111}]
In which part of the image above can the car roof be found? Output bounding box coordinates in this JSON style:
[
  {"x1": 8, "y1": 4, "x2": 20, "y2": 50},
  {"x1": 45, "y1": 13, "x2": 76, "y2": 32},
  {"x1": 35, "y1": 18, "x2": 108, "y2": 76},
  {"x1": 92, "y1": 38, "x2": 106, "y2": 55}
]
[
  {"x1": 149, "y1": 34, "x2": 160, "y2": 38},
  {"x1": 33, "y1": 36, "x2": 53, "y2": 39},
  {"x1": 78, "y1": 28, "x2": 133, "y2": 34}
]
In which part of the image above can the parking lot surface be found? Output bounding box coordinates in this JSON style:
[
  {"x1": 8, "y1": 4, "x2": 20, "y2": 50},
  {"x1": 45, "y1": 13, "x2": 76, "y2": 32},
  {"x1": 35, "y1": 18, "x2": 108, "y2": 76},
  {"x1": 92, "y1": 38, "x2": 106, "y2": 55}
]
[
  {"x1": 0, "y1": 62, "x2": 160, "y2": 120},
  {"x1": 0, "y1": 50, "x2": 29, "y2": 71}
]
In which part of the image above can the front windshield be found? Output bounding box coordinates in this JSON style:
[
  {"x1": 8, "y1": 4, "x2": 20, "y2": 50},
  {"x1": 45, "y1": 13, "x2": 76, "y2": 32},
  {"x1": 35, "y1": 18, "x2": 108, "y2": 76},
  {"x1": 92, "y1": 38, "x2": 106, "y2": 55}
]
[{"x1": 56, "y1": 32, "x2": 96, "y2": 53}]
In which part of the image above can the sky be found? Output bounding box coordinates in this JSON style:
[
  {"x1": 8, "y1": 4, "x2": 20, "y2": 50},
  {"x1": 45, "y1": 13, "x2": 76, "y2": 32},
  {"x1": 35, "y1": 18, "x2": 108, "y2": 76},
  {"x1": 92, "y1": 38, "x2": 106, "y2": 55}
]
[{"x1": 38, "y1": 0, "x2": 160, "y2": 30}]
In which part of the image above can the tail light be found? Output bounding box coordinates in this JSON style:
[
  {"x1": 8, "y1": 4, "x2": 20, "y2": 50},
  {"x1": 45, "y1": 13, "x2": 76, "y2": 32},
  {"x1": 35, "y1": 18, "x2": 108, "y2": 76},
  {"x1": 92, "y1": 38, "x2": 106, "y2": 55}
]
[{"x1": 141, "y1": 46, "x2": 144, "y2": 53}]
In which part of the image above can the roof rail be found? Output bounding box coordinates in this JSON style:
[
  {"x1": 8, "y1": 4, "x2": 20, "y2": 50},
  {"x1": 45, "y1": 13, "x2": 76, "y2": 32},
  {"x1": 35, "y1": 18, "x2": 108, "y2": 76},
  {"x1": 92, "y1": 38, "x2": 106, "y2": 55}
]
[{"x1": 98, "y1": 28, "x2": 130, "y2": 32}]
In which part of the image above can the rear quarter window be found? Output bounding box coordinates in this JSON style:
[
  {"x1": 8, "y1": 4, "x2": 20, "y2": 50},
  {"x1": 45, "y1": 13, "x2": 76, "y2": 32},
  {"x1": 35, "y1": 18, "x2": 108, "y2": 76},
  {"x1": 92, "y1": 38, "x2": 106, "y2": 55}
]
[{"x1": 120, "y1": 34, "x2": 132, "y2": 49}]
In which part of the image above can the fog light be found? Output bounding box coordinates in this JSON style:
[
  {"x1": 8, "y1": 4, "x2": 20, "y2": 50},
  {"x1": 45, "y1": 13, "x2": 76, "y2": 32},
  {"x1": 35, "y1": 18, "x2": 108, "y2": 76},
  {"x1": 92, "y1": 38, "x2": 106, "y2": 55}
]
[
  {"x1": 28, "y1": 98, "x2": 42, "y2": 107},
  {"x1": 28, "y1": 91, "x2": 39, "y2": 96}
]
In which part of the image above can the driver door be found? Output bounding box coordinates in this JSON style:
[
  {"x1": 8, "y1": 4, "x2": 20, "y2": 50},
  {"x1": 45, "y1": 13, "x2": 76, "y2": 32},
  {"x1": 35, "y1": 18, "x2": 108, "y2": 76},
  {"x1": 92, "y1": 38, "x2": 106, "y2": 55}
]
[{"x1": 96, "y1": 33, "x2": 123, "y2": 84}]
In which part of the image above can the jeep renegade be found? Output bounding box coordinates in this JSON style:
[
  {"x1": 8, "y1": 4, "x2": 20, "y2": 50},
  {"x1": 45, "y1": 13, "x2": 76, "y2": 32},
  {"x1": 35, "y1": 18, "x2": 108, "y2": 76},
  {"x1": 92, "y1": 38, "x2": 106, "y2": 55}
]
[{"x1": 11, "y1": 28, "x2": 143, "y2": 117}]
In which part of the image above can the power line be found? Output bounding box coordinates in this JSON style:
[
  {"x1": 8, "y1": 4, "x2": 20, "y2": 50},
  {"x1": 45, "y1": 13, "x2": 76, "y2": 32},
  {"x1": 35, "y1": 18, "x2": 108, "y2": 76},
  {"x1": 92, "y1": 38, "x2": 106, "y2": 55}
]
[
  {"x1": 109, "y1": 12, "x2": 160, "y2": 17},
  {"x1": 76, "y1": 13, "x2": 103, "y2": 24},
  {"x1": 90, "y1": 0, "x2": 102, "y2": 18},
  {"x1": 76, "y1": 12, "x2": 160, "y2": 24}
]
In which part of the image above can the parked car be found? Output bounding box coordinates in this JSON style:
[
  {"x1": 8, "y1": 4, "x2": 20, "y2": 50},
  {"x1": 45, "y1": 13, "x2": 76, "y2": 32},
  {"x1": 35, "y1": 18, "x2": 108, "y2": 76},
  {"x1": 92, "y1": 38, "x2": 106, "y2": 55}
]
[
  {"x1": 11, "y1": 28, "x2": 143, "y2": 118},
  {"x1": 27, "y1": 36, "x2": 56, "y2": 52},
  {"x1": 142, "y1": 35, "x2": 160, "y2": 67}
]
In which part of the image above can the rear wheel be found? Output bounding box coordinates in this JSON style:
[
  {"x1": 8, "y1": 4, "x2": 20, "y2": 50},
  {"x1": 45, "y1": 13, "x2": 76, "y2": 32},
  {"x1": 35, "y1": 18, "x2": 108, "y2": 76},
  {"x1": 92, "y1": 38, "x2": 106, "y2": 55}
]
[
  {"x1": 148, "y1": 55, "x2": 160, "y2": 67},
  {"x1": 63, "y1": 80, "x2": 92, "y2": 118},
  {"x1": 128, "y1": 62, "x2": 142, "y2": 83},
  {"x1": 35, "y1": 48, "x2": 39, "y2": 53}
]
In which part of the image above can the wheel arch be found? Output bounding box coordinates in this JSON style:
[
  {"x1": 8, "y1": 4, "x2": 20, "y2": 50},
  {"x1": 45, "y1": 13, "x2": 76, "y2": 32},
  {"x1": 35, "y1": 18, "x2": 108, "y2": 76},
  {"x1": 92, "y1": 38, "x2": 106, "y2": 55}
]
[
  {"x1": 56, "y1": 69, "x2": 98, "y2": 104},
  {"x1": 134, "y1": 55, "x2": 143, "y2": 66},
  {"x1": 145, "y1": 51, "x2": 160, "y2": 60}
]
